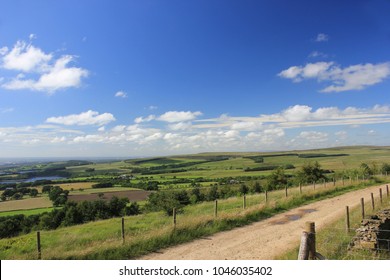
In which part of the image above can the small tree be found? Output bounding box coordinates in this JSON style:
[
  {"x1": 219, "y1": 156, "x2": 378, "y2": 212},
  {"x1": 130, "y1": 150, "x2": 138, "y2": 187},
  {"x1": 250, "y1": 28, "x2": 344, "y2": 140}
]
[
  {"x1": 125, "y1": 202, "x2": 141, "y2": 216},
  {"x1": 29, "y1": 189, "x2": 38, "y2": 197},
  {"x1": 48, "y1": 186, "x2": 69, "y2": 207},
  {"x1": 266, "y1": 167, "x2": 288, "y2": 190},
  {"x1": 251, "y1": 181, "x2": 262, "y2": 193},
  {"x1": 381, "y1": 163, "x2": 390, "y2": 174},
  {"x1": 360, "y1": 163, "x2": 373, "y2": 177},
  {"x1": 206, "y1": 185, "x2": 219, "y2": 201},
  {"x1": 296, "y1": 161, "x2": 325, "y2": 184},
  {"x1": 239, "y1": 184, "x2": 249, "y2": 195}
]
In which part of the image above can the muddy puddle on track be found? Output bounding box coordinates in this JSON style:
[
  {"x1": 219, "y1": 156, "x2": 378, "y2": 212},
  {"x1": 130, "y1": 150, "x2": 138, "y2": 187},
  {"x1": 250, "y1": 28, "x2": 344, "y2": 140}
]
[{"x1": 270, "y1": 208, "x2": 317, "y2": 225}]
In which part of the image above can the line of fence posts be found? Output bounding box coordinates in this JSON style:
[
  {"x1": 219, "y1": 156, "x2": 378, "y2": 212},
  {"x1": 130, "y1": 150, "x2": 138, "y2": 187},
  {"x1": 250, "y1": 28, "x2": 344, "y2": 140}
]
[
  {"x1": 31, "y1": 177, "x2": 390, "y2": 260},
  {"x1": 166, "y1": 177, "x2": 388, "y2": 231}
]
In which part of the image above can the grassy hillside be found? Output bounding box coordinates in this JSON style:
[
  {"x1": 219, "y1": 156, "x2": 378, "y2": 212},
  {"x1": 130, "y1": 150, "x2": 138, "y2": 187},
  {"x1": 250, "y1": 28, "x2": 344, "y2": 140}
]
[{"x1": 1, "y1": 177, "x2": 388, "y2": 260}]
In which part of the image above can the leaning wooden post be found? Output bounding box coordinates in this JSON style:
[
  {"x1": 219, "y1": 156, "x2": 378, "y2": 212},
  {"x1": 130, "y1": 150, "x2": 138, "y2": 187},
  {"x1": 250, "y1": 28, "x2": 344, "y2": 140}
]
[
  {"x1": 345, "y1": 206, "x2": 350, "y2": 233},
  {"x1": 361, "y1": 198, "x2": 365, "y2": 220},
  {"x1": 243, "y1": 195, "x2": 246, "y2": 209},
  {"x1": 379, "y1": 188, "x2": 383, "y2": 205},
  {"x1": 298, "y1": 231, "x2": 310, "y2": 260},
  {"x1": 265, "y1": 191, "x2": 268, "y2": 203},
  {"x1": 37, "y1": 231, "x2": 41, "y2": 260},
  {"x1": 386, "y1": 185, "x2": 389, "y2": 197},
  {"x1": 299, "y1": 183, "x2": 302, "y2": 194},
  {"x1": 285, "y1": 186, "x2": 288, "y2": 197},
  {"x1": 121, "y1": 217, "x2": 125, "y2": 244},
  {"x1": 173, "y1": 207, "x2": 177, "y2": 227},
  {"x1": 305, "y1": 222, "x2": 316, "y2": 260},
  {"x1": 370, "y1": 193, "x2": 375, "y2": 210},
  {"x1": 214, "y1": 200, "x2": 218, "y2": 218}
]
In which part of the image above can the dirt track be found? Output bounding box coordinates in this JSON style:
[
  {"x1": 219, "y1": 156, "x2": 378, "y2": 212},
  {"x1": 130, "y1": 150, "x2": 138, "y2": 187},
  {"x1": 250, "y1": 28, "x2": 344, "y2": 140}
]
[{"x1": 141, "y1": 183, "x2": 389, "y2": 260}]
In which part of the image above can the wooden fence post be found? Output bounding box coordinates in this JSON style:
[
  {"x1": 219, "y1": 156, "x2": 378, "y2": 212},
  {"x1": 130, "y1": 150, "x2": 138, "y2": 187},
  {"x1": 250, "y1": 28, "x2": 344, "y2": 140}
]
[
  {"x1": 306, "y1": 222, "x2": 316, "y2": 260},
  {"x1": 345, "y1": 206, "x2": 350, "y2": 233},
  {"x1": 371, "y1": 193, "x2": 375, "y2": 210},
  {"x1": 361, "y1": 198, "x2": 365, "y2": 220},
  {"x1": 285, "y1": 186, "x2": 288, "y2": 197},
  {"x1": 379, "y1": 188, "x2": 383, "y2": 205},
  {"x1": 313, "y1": 182, "x2": 316, "y2": 190},
  {"x1": 324, "y1": 179, "x2": 326, "y2": 188},
  {"x1": 214, "y1": 200, "x2": 218, "y2": 218},
  {"x1": 121, "y1": 217, "x2": 125, "y2": 244},
  {"x1": 386, "y1": 185, "x2": 389, "y2": 197},
  {"x1": 265, "y1": 191, "x2": 268, "y2": 203},
  {"x1": 243, "y1": 195, "x2": 246, "y2": 209},
  {"x1": 333, "y1": 177, "x2": 336, "y2": 187},
  {"x1": 342, "y1": 178, "x2": 345, "y2": 186},
  {"x1": 37, "y1": 231, "x2": 41, "y2": 260},
  {"x1": 298, "y1": 231, "x2": 310, "y2": 260},
  {"x1": 173, "y1": 207, "x2": 177, "y2": 227},
  {"x1": 299, "y1": 183, "x2": 302, "y2": 194}
]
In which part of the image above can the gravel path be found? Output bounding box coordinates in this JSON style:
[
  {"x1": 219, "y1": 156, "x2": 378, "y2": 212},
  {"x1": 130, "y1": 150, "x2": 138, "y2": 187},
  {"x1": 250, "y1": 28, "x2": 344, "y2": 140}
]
[{"x1": 140, "y1": 183, "x2": 389, "y2": 260}]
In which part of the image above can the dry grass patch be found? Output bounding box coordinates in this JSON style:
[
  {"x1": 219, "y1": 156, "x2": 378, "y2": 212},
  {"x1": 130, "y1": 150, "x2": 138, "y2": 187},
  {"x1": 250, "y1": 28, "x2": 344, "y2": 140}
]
[{"x1": 0, "y1": 197, "x2": 52, "y2": 212}]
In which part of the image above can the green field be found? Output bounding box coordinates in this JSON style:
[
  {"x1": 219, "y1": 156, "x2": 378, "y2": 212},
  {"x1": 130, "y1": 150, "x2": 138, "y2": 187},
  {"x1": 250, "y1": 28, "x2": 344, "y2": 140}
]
[{"x1": 0, "y1": 207, "x2": 54, "y2": 217}]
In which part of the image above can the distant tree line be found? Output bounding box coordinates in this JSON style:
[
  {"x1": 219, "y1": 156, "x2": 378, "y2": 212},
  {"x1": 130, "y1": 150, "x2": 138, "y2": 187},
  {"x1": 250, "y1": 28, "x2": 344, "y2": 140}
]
[
  {"x1": 1, "y1": 187, "x2": 38, "y2": 201},
  {"x1": 0, "y1": 196, "x2": 139, "y2": 239}
]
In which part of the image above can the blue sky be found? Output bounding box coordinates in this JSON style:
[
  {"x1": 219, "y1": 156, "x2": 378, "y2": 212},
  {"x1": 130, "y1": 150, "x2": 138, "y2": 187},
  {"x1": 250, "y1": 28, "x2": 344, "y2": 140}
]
[{"x1": 1, "y1": 0, "x2": 390, "y2": 157}]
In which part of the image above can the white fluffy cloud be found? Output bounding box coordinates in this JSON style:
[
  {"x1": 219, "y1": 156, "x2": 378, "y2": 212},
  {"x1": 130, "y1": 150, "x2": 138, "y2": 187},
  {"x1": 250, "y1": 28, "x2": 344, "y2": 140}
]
[
  {"x1": 282, "y1": 105, "x2": 313, "y2": 122},
  {"x1": 157, "y1": 111, "x2": 202, "y2": 123},
  {"x1": 46, "y1": 110, "x2": 115, "y2": 126},
  {"x1": 0, "y1": 39, "x2": 88, "y2": 93},
  {"x1": 115, "y1": 91, "x2": 127, "y2": 98},
  {"x1": 278, "y1": 61, "x2": 390, "y2": 92},
  {"x1": 315, "y1": 33, "x2": 329, "y2": 42},
  {"x1": 134, "y1": 115, "x2": 156, "y2": 123},
  {"x1": 1, "y1": 40, "x2": 52, "y2": 72}
]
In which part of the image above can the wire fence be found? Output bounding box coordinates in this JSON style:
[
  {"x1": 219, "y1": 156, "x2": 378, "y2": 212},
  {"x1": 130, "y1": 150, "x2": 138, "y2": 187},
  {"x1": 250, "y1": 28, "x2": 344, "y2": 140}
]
[{"x1": 298, "y1": 188, "x2": 390, "y2": 260}]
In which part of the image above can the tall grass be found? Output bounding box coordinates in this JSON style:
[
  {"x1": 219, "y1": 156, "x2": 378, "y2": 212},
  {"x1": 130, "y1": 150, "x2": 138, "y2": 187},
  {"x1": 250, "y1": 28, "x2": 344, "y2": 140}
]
[{"x1": 0, "y1": 177, "x2": 389, "y2": 259}]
